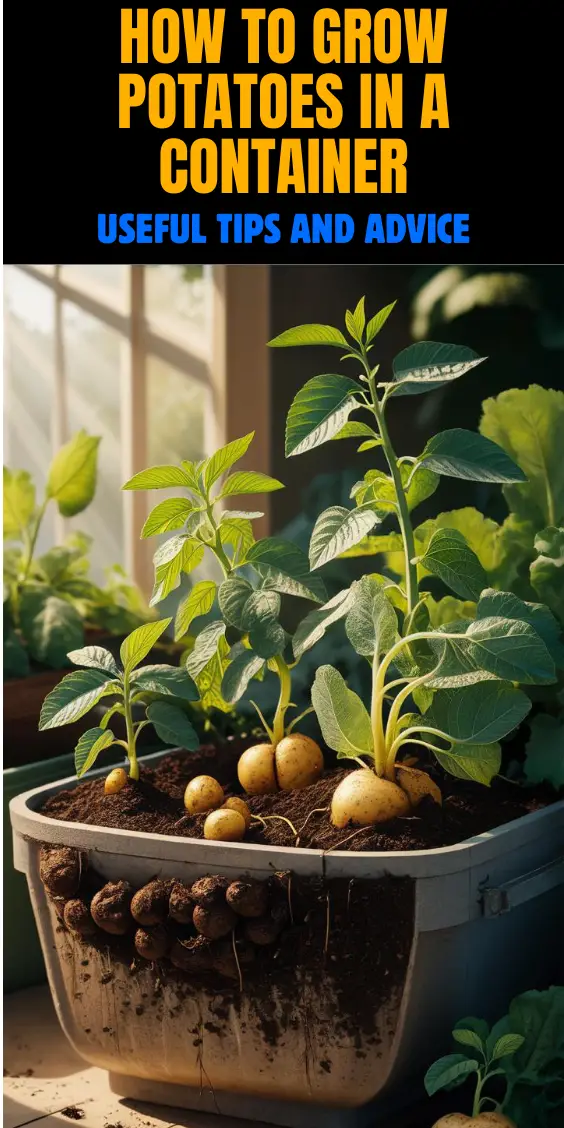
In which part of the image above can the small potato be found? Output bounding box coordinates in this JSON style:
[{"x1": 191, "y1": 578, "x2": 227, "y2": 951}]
[
  {"x1": 193, "y1": 902, "x2": 237, "y2": 940},
  {"x1": 204, "y1": 809, "x2": 246, "y2": 842},
  {"x1": 168, "y1": 881, "x2": 194, "y2": 924},
  {"x1": 330, "y1": 770, "x2": 410, "y2": 829},
  {"x1": 432, "y1": 1116, "x2": 516, "y2": 1128},
  {"x1": 244, "y1": 915, "x2": 281, "y2": 946},
  {"x1": 91, "y1": 881, "x2": 133, "y2": 935},
  {"x1": 211, "y1": 938, "x2": 255, "y2": 978},
  {"x1": 39, "y1": 846, "x2": 82, "y2": 898},
  {"x1": 275, "y1": 734, "x2": 324, "y2": 791},
  {"x1": 184, "y1": 775, "x2": 224, "y2": 815},
  {"x1": 226, "y1": 879, "x2": 268, "y2": 918},
  {"x1": 134, "y1": 925, "x2": 169, "y2": 961},
  {"x1": 237, "y1": 744, "x2": 278, "y2": 795},
  {"x1": 190, "y1": 875, "x2": 229, "y2": 907},
  {"x1": 104, "y1": 768, "x2": 127, "y2": 795},
  {"x1": 131, "y1": 880, "x2": 170, "y2": 925},
  {"x1": 222, "y1": 796, "x2": 252, "y2": 829},
  {"x1": 396, "y1": 765, "x2": 442, "y2": 808},
  {"x1": 169, "y1": 936, "x2": 213, "y2": 973},
  {"x1": 63, "y1": 899, "x2": 96, "y2": 938}
]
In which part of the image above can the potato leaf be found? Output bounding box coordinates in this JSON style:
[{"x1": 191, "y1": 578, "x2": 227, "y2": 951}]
[
  {"x1": 241, "y1": 590, "x2": 286, "y2": 659},
  {"x1": 285, "y1": 374, "x2": 361, "y2": 457},
  {"x1": 47, "y1": 431, "x2": 101, "y2": 517},
  {"x1": 366, "y1": 300, "x2": 397, "y2": 343},
  {"x1": 420, "y1": 428, "x2": 526, "y2": 483},
  {"x1": 185, "y1": 621, "x2": 227, "y2": 678},
  {"x1": 202, "y1": 432, "x2": 255, "y2": 490},
  {"x1": 427, "y1": 681, "x2": 531, "y2": 744},
  {"x1": 309, "y1": 505, "x2": 382, "y2": 570},
  {"x1": 120, "y1": 618, "x2": 172, "y2": 674},
  {"x1": 433, "y1": 741, "x2": 502, "y2": 785},
  {"x1": 222, "y1": 650, "x2": 265, "y2": 703},
  {"x1": 530, "y1": 526, "x2": 564, "y2": 624},
  {"x1": 219, "y1": 471, "x2": 284, "y2": 497},
  {"x1": 130, "y1": 664, "x2": 199, "y2": 701},
  {"x1": 218, "y1": 576, "x2": 254, "y2": 628},
  {"x1": 476, "y1": 588, "x2": 564, "y2": 668},
  {"x1": 146, "y1": 702, "x2": 199, "y2": 749},
  {"x1": 424, "y1": 1055, "x2": 479, "y2": 1097},
  {"x1": 247, "y1": 538, "x2": 327, "y2": 603},
  {"x1": 141, "y1": 498, "x2": 197, "y2": 538},
  {"x1": 39, "y1": 669, "x2": 119, "y2": 729},
  {"x1": 19, "y1": 589, "x2": 84, "y2": 668},
  {"x1": 345, "y1": 576, "x2": 398, "y2": 659},
  {"x1": 353, "y1": 464, "x2": 439, "y2": 513},
  {"x1": 332, "y1": 421, "x2": 379, "y2": 442},
  {"x1": 293, "y1": 587, "x2": 355, "y2": 659},
  {"x1": 67, "y1": 646, "x2": 121, "y2": 678},
  {"x1": 268, "y1": 324, "x2": 348, "y2": 348},
  {"x1": 174, "y1": 580, "x2": 217, "y2": 641},
  {"x1": 74, "y1": 727, "x2": 116, "y2": 778},
  {"x1": 385, "y1": 342, "x2": 486, "y2": 398},
  {"x1": 3, "y1": 468, "x2": 35, "y2": 538},
  {"x1": 311, "y1": 665, "x2": 374, "y2": 760},
  {"x1": 419, "y1": 527, "x2": 487, "y2": 600},
  {"x1": 123, "y1": 464, "x2": 197, "y2": 491},
  {"x1": 345, "y1": 296, "x2": 365, "y2": 343}
]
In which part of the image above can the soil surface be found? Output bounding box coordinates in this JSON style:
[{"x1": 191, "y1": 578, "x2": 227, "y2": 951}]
[{"x1": 41, "y1": 746, "x2": 555, "y2": 852}]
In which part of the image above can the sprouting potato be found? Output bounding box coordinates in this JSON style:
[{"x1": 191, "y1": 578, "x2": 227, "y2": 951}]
[
  {"x1": 274, "y1": 734, "x2": 324, "y2": 791},
  {"x1": 237, "y1": 744, "x2": 278, "y2": 795},
  {"x1": 432, "y1": 1115, "x2": 516, "y2": 1127},
  {"x1": 396, "y1": 765, "x2": 442, "y2": 807},
  {"x1": 184, "y1": 775, "x2": 224, "y2": 814},
  {"x1": 204, "y1": 809, "x2": 246, "y2": 842},
  {"x1": 330, "y1": 769, "x2": 411, "y2": 828},
  {"x1": 221, "y1": 796, "x2": 252, "y2": 829},
  {"x1": 104, "y1": 768, "x2": 127, "y2": 795}
]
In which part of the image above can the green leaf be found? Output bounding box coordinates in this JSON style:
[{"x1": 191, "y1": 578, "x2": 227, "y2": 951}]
[
  {"x1": 146, "y1": 702, "x2": 199, "y2": 749},
  {"x1": 285, "y1": 374, "x2": 361, "y2": 457},
  {"x1": 151, "y1": 539, "x2": 204, "y2": 606},
  {"x1": 427, "y1": 596, "x2": 477, "y2": 628},
  {"x1": 3, "y1": 468, "x2": 35, "y2": 537},
  {"x1": 222, "y1": 650, "x2": 265, "y2": 703},
  {"x1": 419, "y1": 528, "x2": 487, "y2": 600},
  {"x1": 345, "y1": 296, "x2": 365, "y2": 343},
  {"x1": 268, "y1": 324, "x2": 349, "y2": 349},
  {"x1": 345, "y1": 576, "x2": 398, "y2": 659},
  {"x1": 428, "y1": 681, "x2": 532, "y2": 744},
  {"x1": 220, "y1": 471, "x2": 284, "y2": 498},
  {"x1": 185, "y1": 621, "x2": 227, "y2": 678},
  {"x1": 218, "y1": 576, "x2": 254, "y2": 628},
  {"x1": 480, "y1": 385, "x2": 564, "y2": 527},
  {"x1": 424, "y1": 1055, "x2": 479, "y2": 1097},
  {"x1": 333, "y1": 421, "x2": 379, "y2": 442},
  {"x1": 420, "y1": 428, "x2": 526, "y2": 484},
  {"x1": 311, "y1": 665, "x2": 373, "y2": 760},
  {"x1": 246, "y1": 538, "x2": 327, "y2": 603},
  {"x1": 67, "y1": 646, "x2": 121, "y2": 678},
  {"x1": 309, "y1": 506, "x2": 381, "y2": 570},
  {"x1": 353, "y1": 464, "x2": 439, "y2": 513},
  {"x1": 504, "y1": 986, "x2": 564, "y2": 1088},
  {"x1": 491, "y1": 1034, "x2": 525, "y2": 1062},
  {"x1": 434, "y1": 741, "x2": 502, "y2": 785},
  {"x1": 202, "y1": 432, "x2": 255, "y2": 490},
  {"x1": 174, "y1": 580, "x2": 217, "y2": 641},
  {"x1": 123, "y1": 464, "x2": 196, "y2": 491},
  {"x1": 120, "y1": 618, "x2": 172, "y2": 674},
  {"x1": 193, "y1": 631, "x2": 231, "y2": 712},
  {"x1": 293, "y1": 587, "x2": 355, "y2": 660},
  {"x1": 340, "y1": 533, "x2": 403, "y2": 559},
  {"x1": 452, "y1": 1028, "x2": 487, "y2": 1053},
  {"x1": 3, "y1": 629, "x2": 30, "y2": 677},
  {"x1": 241, "y1": 590, "x2": 286, "y2": 659},
  {"x1": 454, "y1": 1017, "x2": 490, "y2": 1045},
  {"x1": 476, "y1": 588, "x2": 564, "y2": 668},
  {"x1": 386, "y1": 343, "x2": 486, "y2": 398},
  {"x1": 524, "y1": 714, "x2": 564, "y2": 789},
  {"x1": 74, "y1": 727, "x2": 116, "y2": 778},
  {"x1": 39, "y1": 670, "x2": 119, "y2": 730},
  {"x1": 366, "y1": 300, "x2": 397, "y2": 344},
  {"x1": 465, "y1": 616, "x2": 556, "y2": 685},
  {"x1": 141, "y1": 498, "x2": 197, "y2": 538},
  {"x1": 220, "y1": 515, "x2": 255, "y2": 562},
  {"x1": 19, "y1": 589, "x2": 84, "y2": 668},
  {"x1": 47, "y1": 431, "x2": 101, "y2": 516},
  {"x1": 130, "y1": 664, "x2": 199, "y2": 701},
  {"x1": 530, "y1": 527, "x2": 564, "y2": 624}
]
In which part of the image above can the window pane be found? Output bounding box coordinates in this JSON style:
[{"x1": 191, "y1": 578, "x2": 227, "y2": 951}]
[
  {"x1": 145, "y1": 265, "x2": 211, "y2": 352},
  {"x1": 60, "y1": 265, "x2": 128, "y2": 312},
  {"x1": 147, "y1": 355, "x2": 208, "y2": 465},
  {"x1": 63, "y1": 302, "x2": 124, "y2": 579},
  {"x1": 3, "y1": 266, "x2": 56, "y2": 552}
]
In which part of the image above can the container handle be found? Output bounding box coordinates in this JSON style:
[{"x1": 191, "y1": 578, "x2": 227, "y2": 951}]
[{"x1": 481, "y1": 856, "x2": 564, "y2": 917}]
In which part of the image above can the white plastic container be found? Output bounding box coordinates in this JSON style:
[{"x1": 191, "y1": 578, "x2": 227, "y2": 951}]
[{"x1": 10, "y1": 752, "x2": 564, "y2": 1128}]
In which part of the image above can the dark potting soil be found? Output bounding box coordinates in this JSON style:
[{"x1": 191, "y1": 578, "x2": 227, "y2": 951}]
[{"x1": 41, "y1": 747, "x2": 555, "y2": 851}]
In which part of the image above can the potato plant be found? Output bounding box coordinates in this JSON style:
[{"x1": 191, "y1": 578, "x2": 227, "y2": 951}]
[
  {"x1": 123, "y1": 435, "x2": 328, "y2": 793},
  {"x1": 38, "y1": 618, "x2": 200, "y2": 782},
  {"x1": 272, "y1": 299, "x2": 562, "y2": 825}
]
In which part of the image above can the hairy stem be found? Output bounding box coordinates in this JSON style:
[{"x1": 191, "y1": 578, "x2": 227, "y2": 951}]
[
  {"x1": 122, "y1": 673, "x2": 139, "y2": 780},
  {"x1": 272, "y1": 656, "x2": 292, "y2": 746}
]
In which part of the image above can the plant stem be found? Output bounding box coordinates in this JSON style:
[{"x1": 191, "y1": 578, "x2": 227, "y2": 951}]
[
  {"x1": 122, "y1": 673, "x2": 139, "y2": 780},
  {"x1": 371, "y1": 651, "x2": 387, "y2": 776},
  {"x1": 272, "y1": 655, "x2": 292, "y2": 746},
  {"x1": 20, "y1": 499, "x2": 49, "y2": 584},
  {"x1": 361, "y1": 355, "x2": 419, "y2": 616}
]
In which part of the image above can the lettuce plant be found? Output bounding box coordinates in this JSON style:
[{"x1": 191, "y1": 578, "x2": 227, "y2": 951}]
[
  {"x1": 271, "y1": 300, "x2": 561, "y2": 820},
  {"x1": 39, "y1": 619, "x2": 199, "y2": 781}
]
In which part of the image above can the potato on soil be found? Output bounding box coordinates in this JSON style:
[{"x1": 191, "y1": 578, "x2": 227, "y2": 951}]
[
  {"x1": 396, "y1": 765, "x2": 442, "y2": 807},
  {"x1": 330, "y1": 769, "x2": 410, "y2": 828},
  {"x1": 226, "y1": 879, "x2": 269, "y2": 918},
  {"x1": 169, "y1": 935, "x2": 213, "y2": 973},
  {"x1": 221, "y1": 796, "x2": 252, "y2": 829},
  {"x1": 183, "y1": 775, "x2": 224, "y2": 814},
  {"x1": 131, "y1": 879, "x2": 171, "y2": 925},
  {"x1": 211, "y1": 938, "x2": 255, "y2": 978},
  {"x1": 432, "y1": 1116, "x2": 516, "y2": 1127},
  {"x1": 134, "y1": 925, "x2": 169, "y2": 961},
  {"x1": 244, "y1": 915, "x2": 281, "y2": 946},
  {"x1": 104, "y1": 768, "x2": 127, "y2": 795},
  {"x1": 63, "y1": 899, "x2": 97, "y2": 938},
  {"x1": 190, "y1": 875, "x2": 230, "y2": 908},
  {"x1": 237, "y1": 743, "x2": 278, "y2": 795},
  {"x1": 204, "y1": 808, "x2": 246, "y2": 841},
  {"x1": 168, "y1": 881, "x2": 194, "y2": 924},
  {"x1": 193, "y1": 902, "x2": 237, "y2": 940},
  {"x1": 275, "y1": 734, "x2": 324, "y2": 791},
  {"x1": 90, "y1": 881, "x2": 134, "y2": 935},
  {"x1": 39, "y1": 846, "x2": 83, "y2": 898}
]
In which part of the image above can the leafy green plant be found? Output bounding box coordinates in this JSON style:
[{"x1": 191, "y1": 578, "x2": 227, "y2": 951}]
[
  {"x1": 425, "y1": 987, "x2": 564, "y2": 1127},
  {"x1": 272, "y1": 300, "x2": 561, "y2": 823},
  {"x1": 4, "y1": 433, "x2": 153, "y2": 677},
  {"x1": 39, "y1": 619, "x2": 199, "y2": 781},
  {"x1": 123, "y1": 434, "x2": 329, "y2": 781}
]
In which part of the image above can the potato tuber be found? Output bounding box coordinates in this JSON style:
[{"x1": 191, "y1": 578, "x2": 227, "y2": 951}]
[
  {"x1": 193, "y1": 902, "x2": 237, "y2": 940},
  {"x1": 104, "y1": 768, "x2": 127, "y2": 795},
  {"x1": 131, "y1": 880, "x2": 171, "y2": 925},
  {"x1": 275, "y1": 734, "x2": 324, "y2": 790},
  {"x1": 190, "y1": 875, "x2": 230, "y2": 907},
  {"x1": 90, "y1": 881, "x2": 133, "y2": 935},
  {"x1": 221, "y1": 796, "x2": 252, "y2": 829},
  {"x1": 237, "y1": 743, "x2": 278, "y2": 795},
  {"x1": 330, "y1": 769, "x2": 410, "y2": 828},
  {"x1": 226, "y1": 879, "x2": 269, "y2": 918},
  {"x1": 432, "y1": 1116, "x2": 516, "y2": 1127},
  {"x1": 396, "y1": 764, "x2": 442, "y2": 807},
  {"x1": 134, "y1": 925, "x2": 169, "y2": 961},
  {"x1": 244, "y1": 915, "x2": 281, "y2": 946},
  {"x1": 168, "y1": 881, "x2": 194, "y2": 924},
  {"x1": 204, "y1": 808, "x2": 246, "y2": 841},
  {"x1": 39, "y1": 845, "x2": 82, "y2": 898},
  {"x1": 183, "y1": 775, "x2": 224, "y2": 814},
  {"x1": 169, "y1": 935, "x2": 213, "y2": 972},
  {"x1": 63, "y1": 898, "x2": 96, "y2": 938}
]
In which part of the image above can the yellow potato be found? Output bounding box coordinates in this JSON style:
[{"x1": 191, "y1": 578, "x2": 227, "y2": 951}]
[
  {"x1": 104, "y1": 768, "x2": 127, "y2": 795},
  {"x1": 331, "y1": 769, "x2": 411, "y2": 828},
  {"x1": 222, "y1": 796, "x2": 252, "y2": 829},
  {"x1": 275, "y1": 734, "x2": 324, "y2": 790},
  {"x1": 184, "y1": 774, "x2": 224, "y2": 814},
  {"x1": 237, "y1": 744, "x2": 278, "y2": 795},
  {"x1": 204, "y1": 809, "x2": 246, "y2": 842},
  {"x1": 397, "y1": 764, "x2": 442, "y2": 807},
  {"x1": 432, "y1": 1116, "x2": 516, "y2": 1127}
]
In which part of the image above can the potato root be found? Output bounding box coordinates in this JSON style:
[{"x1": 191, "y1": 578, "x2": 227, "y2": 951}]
[
  {"x1": 221, "y1": 796, "x2": 252, "y2": 829},
  {"x1": 237, "y1": 743, "x2": 278, "y2": 795},
  {"x1": 184, "y1": 774, "x2": 224, "y2": 814},
  {"x1": 396, "y1": 765, "x2": 442, "y2": 807},
  {"x1": 275, "y1": 734, "x2": 324, "y2": 791},
  {"x1": 330, "y1": 769, "x2": 410, "y2": 828},
  {"x1": 204, "y1": 808, "x2": 246, "y2": 841}
]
